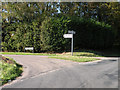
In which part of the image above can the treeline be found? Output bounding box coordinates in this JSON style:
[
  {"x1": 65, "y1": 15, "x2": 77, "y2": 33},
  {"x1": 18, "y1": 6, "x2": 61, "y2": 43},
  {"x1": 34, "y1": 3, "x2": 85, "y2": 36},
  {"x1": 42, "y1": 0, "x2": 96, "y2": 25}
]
[{"x1": 2, "y1": 2, "x2": 120, "y2": 52}]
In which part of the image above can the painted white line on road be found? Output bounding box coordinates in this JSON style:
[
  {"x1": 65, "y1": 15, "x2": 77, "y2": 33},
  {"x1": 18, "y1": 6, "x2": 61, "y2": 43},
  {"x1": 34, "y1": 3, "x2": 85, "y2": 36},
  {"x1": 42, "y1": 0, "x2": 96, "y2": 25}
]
[
  {"x1": 77, "y1": 57, "x2": 119, "y2": 65},
  {"x1": 78, "y1": 60, "x2": 102, "y2": 65},
  {"x1": 26, "y1": 68, "x2": 61, "y2": 79},
  {"x1": 1, "y1": 68, "x2": 62, "y2": 88}
]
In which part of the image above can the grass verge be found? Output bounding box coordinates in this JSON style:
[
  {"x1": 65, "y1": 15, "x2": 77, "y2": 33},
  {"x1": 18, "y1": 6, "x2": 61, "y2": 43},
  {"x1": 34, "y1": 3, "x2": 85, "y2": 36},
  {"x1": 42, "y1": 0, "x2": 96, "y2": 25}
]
[
  {"x1": 49, "y1": 55, "x2": 99, "y2": 62},
  {"x1": 0, "y1": 56, "x2": 23, "y2": 85},
  {"x1": 64, "y1": 52, "x2": 103, "y2": 57},
  {"x1": 1, "y1": 51, "x2": 102, "y2": 62},
  {"x1": 1, "y1": 52, "x2": 56, "y2": 56},
  {"x1": 1, "y1": 51, "x2": 103, "y2": 57}
]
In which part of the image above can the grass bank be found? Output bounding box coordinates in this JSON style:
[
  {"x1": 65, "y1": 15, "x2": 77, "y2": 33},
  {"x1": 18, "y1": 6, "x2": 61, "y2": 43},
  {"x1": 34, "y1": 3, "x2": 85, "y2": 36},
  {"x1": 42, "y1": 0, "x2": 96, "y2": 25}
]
[
  {"x1": 49, "y1": 55, "x2": 98, "y2": 62},
  {"x1": 48, "y1": 52, "x2": 101, "y2": 62},
  {"x1": 1, "y1": 52, "x2": 56, "y2": 56},
  {"x1": 0, "y1": 56, "x2": 23, "y2": 85},
  {"x1": 1, "y1": 51, "x2": 103, "y2": 57},
  {"x1": 1, "y1": 51, "x2": 102, "y2": 62}
]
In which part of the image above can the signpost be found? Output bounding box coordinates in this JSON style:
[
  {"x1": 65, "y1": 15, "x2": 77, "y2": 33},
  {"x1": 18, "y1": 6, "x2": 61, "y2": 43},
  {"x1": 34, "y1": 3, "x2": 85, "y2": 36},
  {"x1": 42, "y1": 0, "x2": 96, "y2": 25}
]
[
  {"x1": 68, "y1": 30, "x2": 76, "y2": 34},
  {"x1": 63, "y1": 30, "x2": 76, "y2": 56},
  {"x1": 63, "y1": 34, "x2": 73, "y2": 38},
  {"x1": 25, "y1": 47, "x2": 34, "y2": 53}
]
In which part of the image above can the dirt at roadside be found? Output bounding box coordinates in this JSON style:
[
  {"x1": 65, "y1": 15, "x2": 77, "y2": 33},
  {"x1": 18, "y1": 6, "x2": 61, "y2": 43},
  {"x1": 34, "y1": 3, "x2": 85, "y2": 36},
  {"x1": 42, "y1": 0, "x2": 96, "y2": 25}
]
[{"x1": 1, "y1": 56, "x2": 15, "y2": 64}]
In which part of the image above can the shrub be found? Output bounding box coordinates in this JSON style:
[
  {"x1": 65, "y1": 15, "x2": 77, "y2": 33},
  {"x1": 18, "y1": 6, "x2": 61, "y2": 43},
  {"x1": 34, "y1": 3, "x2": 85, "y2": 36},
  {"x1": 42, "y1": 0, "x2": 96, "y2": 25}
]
[
  {"x1": 40, "y1": 17, "x2": 71, "y2": 52},
  {"x1": 2, "y1": 21, "x2": 41, "y2": 52},
  {"x1": 0, "y1": 57, "x2": 22, "y2": 85},
  {"x1": 2, "y1": 16, "x2": 115, "y2": 52},
  {"x1": 68, "y1": 16, "x2": 115, "y2": 49}
]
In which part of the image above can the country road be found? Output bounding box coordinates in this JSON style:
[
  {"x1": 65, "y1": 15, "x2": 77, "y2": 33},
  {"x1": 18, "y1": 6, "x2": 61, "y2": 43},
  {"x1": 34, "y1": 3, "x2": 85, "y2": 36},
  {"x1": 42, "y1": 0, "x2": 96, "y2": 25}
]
[{"x1": 1, "y1": 55, "x2": 119, "y2": 88}]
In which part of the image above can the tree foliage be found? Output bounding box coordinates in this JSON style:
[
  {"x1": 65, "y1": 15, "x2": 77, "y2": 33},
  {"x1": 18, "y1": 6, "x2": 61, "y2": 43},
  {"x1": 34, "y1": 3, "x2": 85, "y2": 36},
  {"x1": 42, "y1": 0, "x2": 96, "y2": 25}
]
[
  {"x1": 40, "y1": 16, "x2": 70, "y2": 52},
  {"x1": 2, "y1": 2, "x2": 120, "y2": 52},
  {"x1": 68, "y1": 16, "x2": 115, "y2": 49}
]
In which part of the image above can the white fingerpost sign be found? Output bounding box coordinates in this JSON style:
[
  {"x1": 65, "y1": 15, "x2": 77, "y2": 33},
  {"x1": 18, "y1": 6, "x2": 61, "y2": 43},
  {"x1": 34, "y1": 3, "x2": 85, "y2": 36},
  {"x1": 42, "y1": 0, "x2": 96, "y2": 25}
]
[
  {"x1": 63, "y1": 34, "x2": 73, "y2": 38},
  {"x1": 25, "y1": 47, "x2": 34, "y2": 50},
  {"x1": 25, "y1": 47, "x2": 34, "y2": 53},
  {"x1": 63, "y1": 30, "x2": 76, "y2": 56},
  {"x1": 68, "y1": 30, "x2": 76, "y2": 34}
]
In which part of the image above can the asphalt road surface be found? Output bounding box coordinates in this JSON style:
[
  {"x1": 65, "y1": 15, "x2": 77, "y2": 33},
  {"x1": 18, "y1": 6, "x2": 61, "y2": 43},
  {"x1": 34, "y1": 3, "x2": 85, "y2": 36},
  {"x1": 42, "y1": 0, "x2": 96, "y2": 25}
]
[{"x1": 2, "y1": 55, "x2": 119, "y2": 88}]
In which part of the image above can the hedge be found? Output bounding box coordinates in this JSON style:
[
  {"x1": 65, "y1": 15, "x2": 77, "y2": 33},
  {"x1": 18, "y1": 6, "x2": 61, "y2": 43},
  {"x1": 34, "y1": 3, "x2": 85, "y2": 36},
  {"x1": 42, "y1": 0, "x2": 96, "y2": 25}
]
[
  {"x1": 68, "y1": 16, "x2": 115, "y2": 49},
  {"x1": 40, "y1": 16, "x2": 71, "y2": 52},
  {"x1": 2, "y1": 16, "x2": 115, "y2": 52}
]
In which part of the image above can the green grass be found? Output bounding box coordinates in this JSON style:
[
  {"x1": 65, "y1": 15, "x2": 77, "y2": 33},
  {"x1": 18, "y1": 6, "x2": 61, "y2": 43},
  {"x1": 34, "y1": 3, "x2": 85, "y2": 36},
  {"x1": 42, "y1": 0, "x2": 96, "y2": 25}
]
[
  {"x1": 1, "y1": 51, "x2": 103, "y2": 57},
  {"x1": 48, "y1": 51, "x2": 102, "y2": 62},
  {"x1": 49, "y1": 54, "x2": 99, "y2": 62},
  {"x1": 0, "y1": 57, "x2": 23, "y2": 85},
  {"x1": 52, "y1": 52, "x2": 102, "y2": 62},
  {"x1": 1, "y1": 52, "x2": 56, "y2": 56},
  {"x1": 64, "y1": 52, "x2": 103, "y2": 57},
  {"x1": 1, "y1": 51, "x2": 103, "y2": 62}
]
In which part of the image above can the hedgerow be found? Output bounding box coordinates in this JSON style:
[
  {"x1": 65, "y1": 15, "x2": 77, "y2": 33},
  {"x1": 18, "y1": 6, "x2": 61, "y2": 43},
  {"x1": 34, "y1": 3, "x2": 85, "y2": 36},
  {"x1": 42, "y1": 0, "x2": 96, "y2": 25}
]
[{"x1": 2, "y1": 16, "x2": 115, "y2": 52}]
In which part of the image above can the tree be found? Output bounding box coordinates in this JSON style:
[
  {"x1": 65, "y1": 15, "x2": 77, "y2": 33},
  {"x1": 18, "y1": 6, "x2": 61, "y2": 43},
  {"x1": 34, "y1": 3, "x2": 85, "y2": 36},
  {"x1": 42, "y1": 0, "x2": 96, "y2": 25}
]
[
  {"x1": 40, "y1": 16, "x2": 70, "y2": 52},
  {"x1": 2, "y1": 2, "x2": 119, "y2": 52}
]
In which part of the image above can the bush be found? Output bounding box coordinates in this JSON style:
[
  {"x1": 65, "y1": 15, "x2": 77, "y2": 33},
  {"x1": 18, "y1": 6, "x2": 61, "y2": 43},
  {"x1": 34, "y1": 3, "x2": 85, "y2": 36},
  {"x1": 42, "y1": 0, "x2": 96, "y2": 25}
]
[
  {"x1": 68, "y1": 16, "x2": 115, "y2": 49},
  {"x1": 0, "y1": 57, "x2": 22, "y2": 85},
  {"x1": 40, "y1": 17, "x2": 71, "y2": 52},
  {"x1": 2, "y1": 21, "x2": 41, "y2": 52},
  {"x1": 2, "y1": 16, "x2": 115, "y2": 52}
]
